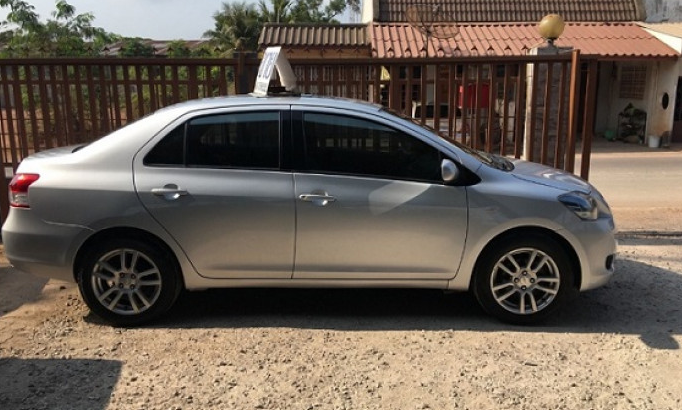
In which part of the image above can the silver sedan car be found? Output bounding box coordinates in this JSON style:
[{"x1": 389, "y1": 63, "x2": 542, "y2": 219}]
[{"x1": 2, "y1": 95, "x2": 616, "y2": 326}]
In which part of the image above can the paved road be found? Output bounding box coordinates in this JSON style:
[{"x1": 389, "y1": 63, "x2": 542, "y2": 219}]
[
  {"x1": 587, "y1": 147, "x2": 682, "y2": 208},
  {"x1": 578, "y1": 141, "x2": 682, "y2": 233}
]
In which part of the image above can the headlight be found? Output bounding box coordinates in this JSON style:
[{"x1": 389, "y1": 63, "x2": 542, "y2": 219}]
[{"x1": 558, "y1": 191, "x2": 599, "y2": 220}]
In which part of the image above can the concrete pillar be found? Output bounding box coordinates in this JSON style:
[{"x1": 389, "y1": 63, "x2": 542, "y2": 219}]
[{"x1": 524, "y1": 44, "x2": 573, "y2": 166}]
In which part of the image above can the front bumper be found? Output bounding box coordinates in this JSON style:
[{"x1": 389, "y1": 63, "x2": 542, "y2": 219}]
[{"x1": 568, "y1": 216, "x2": 617, "y2": 291}]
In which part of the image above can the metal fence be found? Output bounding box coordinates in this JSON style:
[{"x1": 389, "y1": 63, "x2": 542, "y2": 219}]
[{"x1": 0, "y1": 51, "x2": 597, "y2": 219}]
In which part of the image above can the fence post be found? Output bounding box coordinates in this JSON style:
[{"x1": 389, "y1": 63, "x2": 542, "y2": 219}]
[
  {"x1": 580, "y1": 59, "x2": 598, "y2": 180},
  {"x1": 524, "y1": 45, "x2": 573, "y2": 165},
  {"x1": 235, "y1": 52, "x2": 255, "y2": 95},
  {"x1": 565, "y1": 49, "x2": 582, "y2": 174},
  {"x1": 0, "y1": 171, "x2": 8, "y2": 223},
  {"x1": 388, "y1": 65, "x2": 401, "y2": 112}
]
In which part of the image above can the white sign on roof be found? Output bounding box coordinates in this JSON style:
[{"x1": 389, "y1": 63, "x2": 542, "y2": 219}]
[{"x1": 253, "y1": 46, "x2": 298, "y2": 96}]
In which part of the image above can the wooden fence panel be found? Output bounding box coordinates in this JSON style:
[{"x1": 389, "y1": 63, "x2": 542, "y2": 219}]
[{"x1": 0, "y1": 54, "x2": 597, "y2": 220}]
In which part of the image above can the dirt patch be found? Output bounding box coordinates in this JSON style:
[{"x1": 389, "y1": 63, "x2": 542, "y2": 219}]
[
  {"x1": 613, "y1": 207, "x2": 682, "y2": 234},
  {"x1": 1, "y1": 238, "x2": 681, "y2": 410}
]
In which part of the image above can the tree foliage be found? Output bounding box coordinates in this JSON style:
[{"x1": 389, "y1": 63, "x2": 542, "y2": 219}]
[
  {"x1": 346, "y1": 0, "x2": 360, "y2": 14},
  {"x1": 116, "y1": 37, "x2": 155, "y2": 57},
  {"x1": 289, "y1": 0, "x2": 346, "y2": 23},
  {"x1": 166, "y1": 39, "x2": 192, "y2": 58},
  {"x1": 0, "y1": 0, "x2": 113, "y2": 56},
  {"x1": 204, "y1": 2, "x2": 262, "y2": 55},
  {"x1": 0, "y1": 0, "x2": 361, "y2": 58},
  {"x1": 206, "y1": 0, "x2": 353, "y2": 54},
  {"x1": 258, "y1": 0, "x2": 292, "y2": 24}
]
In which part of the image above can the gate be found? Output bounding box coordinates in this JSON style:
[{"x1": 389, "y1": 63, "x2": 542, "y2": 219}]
[{"x1": 0, "y1": 52, "x2": 597, "y2": 220}]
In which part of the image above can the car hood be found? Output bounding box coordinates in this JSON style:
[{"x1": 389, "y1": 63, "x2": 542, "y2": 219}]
[{"x1": 509, "y1": 159, "x2": 591, "y2": 194}]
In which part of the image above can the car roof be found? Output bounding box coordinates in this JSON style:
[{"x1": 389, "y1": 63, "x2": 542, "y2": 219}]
[
  {"x1": 69, "y1": 94, "x2": 388, "y2": 163},
  {"x1": 156, "y1": 94, "x2": 384, "y2": 116}
]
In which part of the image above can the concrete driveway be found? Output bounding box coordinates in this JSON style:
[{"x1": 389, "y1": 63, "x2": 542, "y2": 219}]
[{"x1": 1, "y1": 138, "x2": 681, "y2": 410}]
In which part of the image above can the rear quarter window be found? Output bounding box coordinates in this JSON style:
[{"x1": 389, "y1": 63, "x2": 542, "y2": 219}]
[{"x1": 144, "y1": 124, "x2": 184, "y2": 166}]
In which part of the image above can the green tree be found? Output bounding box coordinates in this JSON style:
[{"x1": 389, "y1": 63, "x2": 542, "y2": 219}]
[
  {"x1": 258, "y1": 0, "x2": 292, "y2": 23},
  {"x1": 166, "y1": 39, "x2": 192, "y2": 58},
  {"x1": 117, "y1": 37, "x2": 155, "y2": 57},
  {"x1": 204, "y1": 2, "x2": 262, "y2": 55},
  {"x1": 346, "y1": 0, "x2": 360, "y2": 14},
  {"x1": 289, "y1": 0, "x2": 346, "y2": 23},
  {"x1": 0, "y1": 0, "x2": 112, "y2": 56},
  {"x1": 191, "y1": 42, "x2": 215, "y2": 57},
  {"x1": 205, "y1": 0, "x2": 353, "y2": 54}
]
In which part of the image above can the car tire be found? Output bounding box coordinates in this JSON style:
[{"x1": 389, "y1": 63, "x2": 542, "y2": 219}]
[
  {"x1": 473, "y1": 234, "x2": 575, "y2": 325},
  {"x1": 78, "y1": 238, "x2": 182, "y2": 326}
]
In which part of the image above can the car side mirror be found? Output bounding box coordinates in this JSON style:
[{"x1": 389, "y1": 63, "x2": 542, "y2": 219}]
[{"x1": 441, "y1": 159, "x2": 460, "y2": 183}]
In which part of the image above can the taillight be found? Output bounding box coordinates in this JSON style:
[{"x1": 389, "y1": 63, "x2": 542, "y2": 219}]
[{"x1": 9, "y1": 173, "x2": 40, "y2": 208}]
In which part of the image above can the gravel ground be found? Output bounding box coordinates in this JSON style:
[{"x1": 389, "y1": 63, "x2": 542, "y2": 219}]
[{"x1": 1, "y1": 235, "x2": 681, "y2": 410}]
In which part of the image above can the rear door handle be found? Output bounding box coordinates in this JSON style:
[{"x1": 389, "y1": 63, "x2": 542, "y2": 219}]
[
  {"x1": 151, "y1": 184, "x2": 188, "y2": 201},
  {"x1": 299, "y1": 193, "x2": 336, "y2": 206}
]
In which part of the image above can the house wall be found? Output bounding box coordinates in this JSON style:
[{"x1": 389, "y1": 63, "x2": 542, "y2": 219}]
[
  {"x1": 361, "y1": 0, "x2": 379, "y2": 23},
  {"x1": 642, "y1": 29, "x2": 682, "y2": 52},
  {"x1": 640, "y1": 26, "x2": 682, "y2": 143},
  {"x1": 600, "y1": 60, "x2": 677, "y2": 143},
  {"x1": 646, "y1": 60, "x2": 678, "y2": 137},
  {"x1": 595, "y1": 62, "x2": 615, "y2": 135},
  {"x1": 645, "y1": 0, "x2": 682, "y2": 22}
]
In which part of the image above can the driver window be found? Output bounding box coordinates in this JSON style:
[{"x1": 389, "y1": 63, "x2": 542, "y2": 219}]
[{"x1": 302, "y1": 112, "x2": 441, "y2": 182}]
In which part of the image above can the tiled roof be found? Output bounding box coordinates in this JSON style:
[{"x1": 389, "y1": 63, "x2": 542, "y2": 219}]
[
  {"x1": 376, "y1": 0, "x2": 647, "y2": 23},
  {"x1": 259, "y1": 23, "x2": 370, "y2": 48},
  {"x1": 638, "y1": 22, "x2": 682, "y2": 38},
  {"x1": 370, "y1": 22, "x2": 678, "y2": 58},
  {"x1": 103, "y1": 40, "x2": 207, "y2": 56}
]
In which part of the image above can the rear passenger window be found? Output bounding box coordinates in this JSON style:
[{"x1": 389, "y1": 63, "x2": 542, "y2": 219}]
[
  {"x1": 187, "y1": 112, "x2": 280, "y2": 169},
  {"x1": 302, "y1": 113, "x2": 441, "y2": 182},
  {"x1": 144, "y1": 111, "x2": 280, "y2": 169}
]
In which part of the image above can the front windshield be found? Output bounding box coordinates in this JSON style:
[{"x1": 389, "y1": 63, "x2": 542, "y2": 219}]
[{"x1": 381, "y1": 107, "x2": 514, "y2": 171}]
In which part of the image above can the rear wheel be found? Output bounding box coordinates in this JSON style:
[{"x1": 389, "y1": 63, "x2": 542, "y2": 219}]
[
  {"x1": 78, "y1": 238, "x2": 181, "y2": 326},
  {"x1": 473, "y1": 234, "x2": 575, "y2": 324}
]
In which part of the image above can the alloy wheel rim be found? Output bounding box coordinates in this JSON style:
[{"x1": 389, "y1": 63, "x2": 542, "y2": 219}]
[
  {"x1": 489, "y1": 248, "x2": 561, "y2": 315},
  {"x1": 90, "y1": 248, "x2": 162, "y2": 315}
]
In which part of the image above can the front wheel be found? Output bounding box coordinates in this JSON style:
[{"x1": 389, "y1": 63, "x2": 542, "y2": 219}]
[
  {"x1": 473, "y1": 234, "x2": 576, "y2": 325},
  {"x1": 78, "y1": 238, "x2": 182, "y2": 326}
]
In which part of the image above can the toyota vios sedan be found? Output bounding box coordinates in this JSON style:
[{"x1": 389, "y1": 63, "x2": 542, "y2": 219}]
[{"x1": 2, "y1": 95, "x2": 616, "y2": 326}]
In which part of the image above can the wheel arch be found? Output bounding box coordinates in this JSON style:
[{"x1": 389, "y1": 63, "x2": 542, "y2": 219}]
[
  {"x1": 73, "y1": 227, "x2": 185, "y2": 289},
  {"x1": 470, "y1": 226, "x2": 582, "y2": 291}
]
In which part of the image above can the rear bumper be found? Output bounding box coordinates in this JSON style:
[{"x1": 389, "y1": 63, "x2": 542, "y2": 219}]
[{"x1": 2, "y1": 209, "x2": 90, "y2": 283}]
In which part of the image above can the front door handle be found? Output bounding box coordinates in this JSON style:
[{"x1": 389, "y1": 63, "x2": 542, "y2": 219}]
[
  {"x1": 151, "y1": 184, "x2": 188, "y2": 201},
  {"x1": 299, "y1": 193, "x2": 336, "y2": 206}
]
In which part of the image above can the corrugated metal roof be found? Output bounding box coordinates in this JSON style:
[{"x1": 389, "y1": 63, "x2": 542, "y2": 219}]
[
  {"x1": 638, "y1": 22, "x2": 682, "y2": 38},
  {"x1": 259, "y1": 23, "x2": 370, "y2": 48},
  {"x1": 370, "y1": 22, "x2": 679, "y2": 58},
  {"x1": 377, "y1": 0, "x2": 646, "y2": 23}
]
